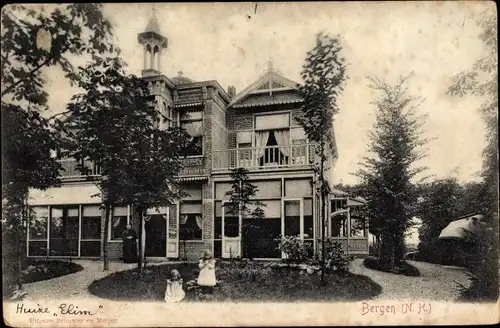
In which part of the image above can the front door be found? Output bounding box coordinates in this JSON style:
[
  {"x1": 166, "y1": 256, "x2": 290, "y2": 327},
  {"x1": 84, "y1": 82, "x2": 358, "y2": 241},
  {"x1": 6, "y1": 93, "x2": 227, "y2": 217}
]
[
  {"x1": 145, "y1": 214, "x2": 167, "y2": 257},
  {"x1": 221, "y1": 201, "x2": 241, "y2": 258}
]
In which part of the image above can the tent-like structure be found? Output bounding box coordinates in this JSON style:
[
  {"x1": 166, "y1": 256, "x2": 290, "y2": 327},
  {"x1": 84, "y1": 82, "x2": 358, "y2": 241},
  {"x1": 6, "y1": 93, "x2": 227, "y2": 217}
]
[{"x1": 439, "y1": 214, "x2": 484, "y2": 239}]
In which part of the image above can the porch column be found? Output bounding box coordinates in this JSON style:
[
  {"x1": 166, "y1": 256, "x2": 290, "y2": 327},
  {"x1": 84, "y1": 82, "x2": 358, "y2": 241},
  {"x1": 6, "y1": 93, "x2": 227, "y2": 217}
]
[{"x1": 346, "y1": 205, "x2": 351, "y2": 255}]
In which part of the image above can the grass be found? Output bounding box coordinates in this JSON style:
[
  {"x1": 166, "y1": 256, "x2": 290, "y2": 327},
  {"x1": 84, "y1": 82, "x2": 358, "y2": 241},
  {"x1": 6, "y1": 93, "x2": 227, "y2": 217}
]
[
  {"x1": 88, "y1": 260, "x2": 382, "y2": 302},
  {"x1": 22, "y1": 259, "x2": 84, "y2": 284},
  {"x1": 363, "y1": 256, "x2": 421, "y2": 277}
]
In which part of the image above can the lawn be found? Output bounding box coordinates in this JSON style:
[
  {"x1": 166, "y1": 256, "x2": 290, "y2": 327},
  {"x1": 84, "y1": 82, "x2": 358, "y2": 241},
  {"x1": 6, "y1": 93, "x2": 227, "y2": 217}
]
[{"x1": 88, "y1": 260, "x2": 382, "y2": 302}]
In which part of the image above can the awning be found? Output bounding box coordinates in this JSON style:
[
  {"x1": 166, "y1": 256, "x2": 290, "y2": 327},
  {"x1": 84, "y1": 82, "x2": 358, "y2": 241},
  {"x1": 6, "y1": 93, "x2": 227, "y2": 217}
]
[
  {"x1": 173, "y1": 102, "x2": 203, "y2": 109},
  {"x1": 28, "y1": 184, "x2": 102, "y2": 205},
  {"x1": 439, "y1": 214, "x2": 484, "y2": 239},
  {"x1": 176, "y1": 176, "x2": 208, "y2": 182}
]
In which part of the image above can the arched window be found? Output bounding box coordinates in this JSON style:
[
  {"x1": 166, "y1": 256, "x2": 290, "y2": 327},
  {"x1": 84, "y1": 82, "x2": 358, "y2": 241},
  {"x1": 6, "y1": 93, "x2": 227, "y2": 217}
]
[
  {"x1": 153, "y1": 45, "x2": 160, "y2": 71},
  {"x1": 146, "y1": 44, "x2": 152, "y2": 69}
]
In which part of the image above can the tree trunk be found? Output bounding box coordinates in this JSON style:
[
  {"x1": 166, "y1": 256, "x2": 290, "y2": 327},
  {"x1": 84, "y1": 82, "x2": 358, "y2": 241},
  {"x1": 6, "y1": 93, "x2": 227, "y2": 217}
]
[
  {"x1": 15, "y1": 227, "x2": 23, "y2": 291},
  {"x1": 379, "y1": 233, "x2": 395, "y2": 269},
  {"x1": 320, "y1": 143, "x2": 326, "y2": 285},
  {"x1": 16, "y1": 197, "x2": 27, "y2": 291},
  {"x1": 137, "y1": 208, "x2": 145, "y2": 273},
  {"x1": 103, "y1": 204, "x2": 111, "y2": 271},
  {"x1": 394, "y1": 233, "x2": 405, "y2": 265}
]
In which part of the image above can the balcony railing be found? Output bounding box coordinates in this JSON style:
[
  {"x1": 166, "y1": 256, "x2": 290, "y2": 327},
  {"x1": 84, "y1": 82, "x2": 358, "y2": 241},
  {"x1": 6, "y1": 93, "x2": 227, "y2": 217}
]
[
  {"x1": 59, "y1": 159, "x2": 101, "y2": 178},
  {"x1": 213, "y1": 144, "x2": 317, "y2": 171}
]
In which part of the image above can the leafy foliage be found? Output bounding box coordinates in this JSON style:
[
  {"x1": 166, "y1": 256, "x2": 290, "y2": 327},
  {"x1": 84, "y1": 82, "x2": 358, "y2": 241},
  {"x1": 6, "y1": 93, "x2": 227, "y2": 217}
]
[
  {"x1": 447, "y1": 9, "x2": 498, "y2": 302},
  {"x1": 2, "y1": 4, "x2": 114, "y2": 105},
  {"x1": 276, "y1": 236, "x2": 311, "y2": 264},
  {"x1": 297, "y1": 32, "x2": 348, "y2": 145},
  {"x1": 297, "y1": 32, "x2": 348, "y2": 284},
  {"x1": 415, "y1": 178, "x2": 483, "y2": 265},
  {"x1": 322, "y1": 238, "x2": 353, "y2": 273},
  {"x1": 66, "y1": 55, "x2": 192, "y2": 269},
  {"x1": 1, "y1": 4, "x2": 115, "y2": 294},
  {"x1": 356, "y1": 73, "x2": 428, "y2": 268}
]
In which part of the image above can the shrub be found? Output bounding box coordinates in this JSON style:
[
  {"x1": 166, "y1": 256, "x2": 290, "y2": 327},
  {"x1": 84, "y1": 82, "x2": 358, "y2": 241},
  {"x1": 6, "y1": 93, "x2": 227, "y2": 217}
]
[
  {"x1": 276, "y1": 235, "x2": 311, "y2": 263},
  {"x1": 364, "y1": 256, "x2": 420, "y2": 277},
  {"x1": 323, "y1": 238, "x2": 353, "y2": 273}
]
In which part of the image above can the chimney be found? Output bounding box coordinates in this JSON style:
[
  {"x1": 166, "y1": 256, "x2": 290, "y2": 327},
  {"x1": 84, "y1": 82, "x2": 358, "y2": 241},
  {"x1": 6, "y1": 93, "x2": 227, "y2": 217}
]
[{"x1": 227, "y1": 86, "x2": 236, "y2": 99}]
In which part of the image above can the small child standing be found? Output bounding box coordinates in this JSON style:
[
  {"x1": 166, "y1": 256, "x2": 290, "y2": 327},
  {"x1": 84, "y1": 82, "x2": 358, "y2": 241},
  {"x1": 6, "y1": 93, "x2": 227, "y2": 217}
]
[
  {"x1": 164, "y1": 269, "x2": 185, "y2": 303},
  {"x1": 197, "y1": 250, "x2": 216, "y2": 294}
]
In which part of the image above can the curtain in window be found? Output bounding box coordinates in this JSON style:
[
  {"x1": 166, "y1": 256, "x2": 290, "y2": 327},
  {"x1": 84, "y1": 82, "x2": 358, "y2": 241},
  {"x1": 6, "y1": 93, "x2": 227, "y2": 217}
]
[
  {"x1": 274, "y1": 130, "x2": 290, "y2": 157},
  {"x1": 180, "y1": 215, "x2": 188, "y2": 225},
  {"x1": 195, "y1": 215, "x2": 202, "y2": 229},
  {"x1": 255, "y1": 131, "x2": 270, "y2": 160},
  {"x1": 181, "y1": 121, "x2": 202, "y2": 136}
]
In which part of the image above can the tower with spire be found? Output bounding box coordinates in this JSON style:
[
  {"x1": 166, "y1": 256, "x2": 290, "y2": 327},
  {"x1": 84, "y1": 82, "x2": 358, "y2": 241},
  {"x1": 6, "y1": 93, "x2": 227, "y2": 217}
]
[{"x1": 138, "y1": 5, "x2": 168, "y2": 77}]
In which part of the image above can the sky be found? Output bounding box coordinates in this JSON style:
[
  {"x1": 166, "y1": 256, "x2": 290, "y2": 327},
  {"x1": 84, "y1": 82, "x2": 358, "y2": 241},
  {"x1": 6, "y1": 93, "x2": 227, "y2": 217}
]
[{"x1": 43, "y1": 2, "x2": 493, "y2": 185}]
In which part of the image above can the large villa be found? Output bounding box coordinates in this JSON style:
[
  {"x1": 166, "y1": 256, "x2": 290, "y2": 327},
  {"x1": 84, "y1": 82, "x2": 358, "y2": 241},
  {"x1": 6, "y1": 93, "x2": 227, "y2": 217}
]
[{"x1": 27, "y1": 12, "x2": 369, "y2": 261}]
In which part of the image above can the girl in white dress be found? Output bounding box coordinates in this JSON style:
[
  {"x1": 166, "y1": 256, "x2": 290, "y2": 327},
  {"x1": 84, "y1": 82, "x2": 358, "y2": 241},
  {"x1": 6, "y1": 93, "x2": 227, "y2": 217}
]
[
  {"x1": 197, "y1": 250, "x2": 216, "y2": 294},
  {"x1": 164, "y1": 269, "x2": 185, "y2": 303}
]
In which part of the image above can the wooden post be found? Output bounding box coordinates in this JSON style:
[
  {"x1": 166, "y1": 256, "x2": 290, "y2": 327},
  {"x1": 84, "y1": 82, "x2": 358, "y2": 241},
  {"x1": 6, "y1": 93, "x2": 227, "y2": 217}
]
[
  {"x1": 141, "y1": 212, "x2": 146, "y2": 267},
  {"x1": 346, "y1": 203, "x2": 351, "y2": 256}
]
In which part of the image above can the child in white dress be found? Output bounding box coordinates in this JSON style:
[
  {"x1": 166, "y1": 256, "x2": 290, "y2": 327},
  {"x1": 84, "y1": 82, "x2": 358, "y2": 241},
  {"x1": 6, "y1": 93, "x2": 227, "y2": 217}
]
[
  {"x1": 164, "y1": 269, "x2": 185, "y2": 303},
  {"x1": 197, "y1": 250, "x2": 216, "y2": 294}
]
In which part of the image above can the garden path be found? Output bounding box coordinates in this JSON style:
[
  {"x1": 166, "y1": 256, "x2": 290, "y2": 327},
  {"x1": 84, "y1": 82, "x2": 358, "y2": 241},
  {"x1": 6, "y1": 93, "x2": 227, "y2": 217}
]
[
  {"x1": 22, "y1": 260, "x2": 169, "y2": 301},
  {"x1": 350, "y1": 258, "x2": 471, "y2": 301}
]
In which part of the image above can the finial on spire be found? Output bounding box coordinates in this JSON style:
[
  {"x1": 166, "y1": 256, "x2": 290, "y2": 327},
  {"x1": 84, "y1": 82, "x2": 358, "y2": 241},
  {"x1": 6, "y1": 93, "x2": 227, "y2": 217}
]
[
  {"x1": 152, "y1": 3, "x2": 156, "y2": 14},
  {"x1": 268, "y1": 56, "x2": 274, "y2": 72}
]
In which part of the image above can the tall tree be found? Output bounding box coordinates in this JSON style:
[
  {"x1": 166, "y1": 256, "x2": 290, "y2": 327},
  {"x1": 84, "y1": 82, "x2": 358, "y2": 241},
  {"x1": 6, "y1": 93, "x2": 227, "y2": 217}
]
[
  {"x1": 447, "y1": 9, "x2": 498, "y2": 301},
  {"x1": 224, "y1": 168, "x2": 266, "y2": 260},
  {"x1": 356, "y1": 73, "x2": 428, "y2": 269},
  {"x1": 297, "y1": 32, "x2": 348, "y2": 284},
  {"x1": 1, "y1": 4, "x2": 114, "y2": 297},
  {"x1": 66, "y1": 55, "x2": 192, "y2": 271},
  {"x1": 125, "y1": 120, "x2": 192, "y2": 271}
]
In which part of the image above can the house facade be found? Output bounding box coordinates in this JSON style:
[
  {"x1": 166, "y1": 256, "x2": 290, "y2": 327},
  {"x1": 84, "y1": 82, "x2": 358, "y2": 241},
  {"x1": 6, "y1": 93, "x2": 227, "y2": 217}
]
[{"x1": 26, "y1": 14, "x2": 368, "y2": 261}]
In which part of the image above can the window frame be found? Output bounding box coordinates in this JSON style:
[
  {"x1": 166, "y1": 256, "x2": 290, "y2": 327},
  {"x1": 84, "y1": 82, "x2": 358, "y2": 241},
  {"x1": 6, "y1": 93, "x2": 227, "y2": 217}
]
[
  {"x1": 108, "y1": 205, "x2": 132, "y2": 242},
  {"x1": 179, "y1": 200, "x2": 203, "y2": 241},
  {"x1": 180, "y1": 110, "x2": 204, "y2": 157}
]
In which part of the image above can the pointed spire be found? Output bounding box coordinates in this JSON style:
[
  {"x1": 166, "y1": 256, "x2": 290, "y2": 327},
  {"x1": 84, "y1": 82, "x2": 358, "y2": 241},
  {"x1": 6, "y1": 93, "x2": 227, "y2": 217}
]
[{"x1": 145, "y1": 3, "x2": 161, "y2": 34}]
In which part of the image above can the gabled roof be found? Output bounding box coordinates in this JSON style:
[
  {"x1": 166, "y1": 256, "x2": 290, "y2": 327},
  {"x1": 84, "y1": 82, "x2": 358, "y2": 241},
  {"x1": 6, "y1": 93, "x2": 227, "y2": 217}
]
[{"x1": 229, "y1": 67, "x2": 301, "y2": 108}]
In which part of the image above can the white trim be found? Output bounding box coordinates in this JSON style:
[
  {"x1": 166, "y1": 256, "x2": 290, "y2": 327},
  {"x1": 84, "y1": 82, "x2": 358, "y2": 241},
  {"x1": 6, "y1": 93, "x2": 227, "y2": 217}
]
[
  {"x1": 47, "y1": 205, "x2": 51, "y2": 255},
  {"x1": 229, "y1": 70, "x2": 300, "y2": 107},
  {"x1": 78, "y1": 204, "x2": 82, "y2": 257}
]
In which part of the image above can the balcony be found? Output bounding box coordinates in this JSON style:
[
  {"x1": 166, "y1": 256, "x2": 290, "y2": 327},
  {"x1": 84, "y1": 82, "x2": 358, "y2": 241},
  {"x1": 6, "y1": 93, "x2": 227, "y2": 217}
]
[
  {"x1": 59, "y1": 159, "x2": 101, "y2": 179},
  {"x1": 213, "y1": 144, "x2": 317, "y2": 171}
]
